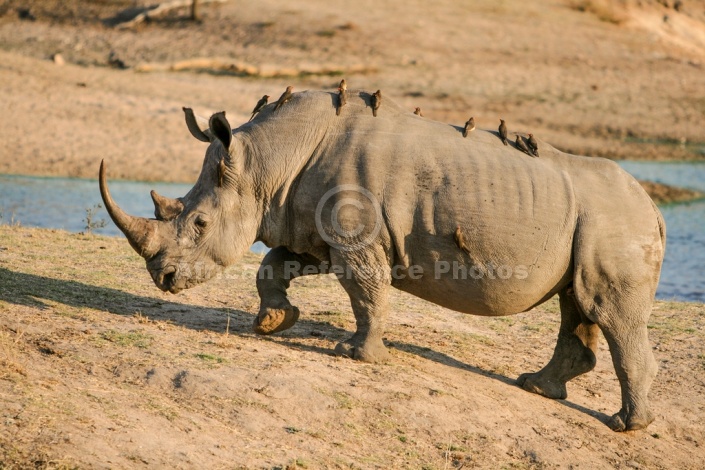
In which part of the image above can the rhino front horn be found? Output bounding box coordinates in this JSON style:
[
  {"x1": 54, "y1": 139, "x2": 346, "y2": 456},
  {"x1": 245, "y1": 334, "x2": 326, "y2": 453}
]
[{"x1": 99, "y1": 160, "x2": 161, "y2": 259}]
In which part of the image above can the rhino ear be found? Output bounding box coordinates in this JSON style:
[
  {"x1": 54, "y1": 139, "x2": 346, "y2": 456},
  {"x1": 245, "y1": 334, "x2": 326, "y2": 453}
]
[
  {"x1": 182, "y1": 107, "x2": 211, "y2": 142},
  {"x1": 209, "y1": 111, "x2": 232, "y2": 150}
]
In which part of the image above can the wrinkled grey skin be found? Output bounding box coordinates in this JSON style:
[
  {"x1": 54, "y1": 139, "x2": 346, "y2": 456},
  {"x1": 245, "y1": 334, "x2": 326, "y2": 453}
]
[{"x1": 100, "y1": 90, "x2": 665, "y2": 432}]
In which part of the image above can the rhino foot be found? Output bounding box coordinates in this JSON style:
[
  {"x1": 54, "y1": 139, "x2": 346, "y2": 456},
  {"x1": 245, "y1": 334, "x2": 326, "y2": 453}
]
[
  {"x1": 607, "y1": 408, "x2": 654, "y2": 432},
  {"x1": 516, "y1": 372, "x2": 568, "y2": 400},
  {"x1": 253, "y1": 305, "x2": 300, "y2": 335},
  {"x1": 334, "y1": 337, "x2": 391, "y2": 364}
]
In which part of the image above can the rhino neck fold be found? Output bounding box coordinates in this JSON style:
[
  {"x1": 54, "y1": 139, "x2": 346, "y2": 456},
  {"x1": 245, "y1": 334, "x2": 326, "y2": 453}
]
[{"x1": 237, "y1": 96, "x2": 331, "y2": 250}]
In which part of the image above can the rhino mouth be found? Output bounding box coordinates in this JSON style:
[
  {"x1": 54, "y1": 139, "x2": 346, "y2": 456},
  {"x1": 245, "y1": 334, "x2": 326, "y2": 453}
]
[{"x1": 150, "y1": 263, "x2": 221, "y2": 294}]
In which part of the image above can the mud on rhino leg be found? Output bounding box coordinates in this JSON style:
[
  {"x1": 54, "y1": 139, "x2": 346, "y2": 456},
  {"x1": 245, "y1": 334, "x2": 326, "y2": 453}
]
[
  {"x1": 253, "y1": 246, "x2": 326, "y2": 335},
  {"x1": 517, "y1": 285, "x2": 599, "y2": 399},
  {"x1": 330, "y1": 247, "x2": 392, "y2": 364}
]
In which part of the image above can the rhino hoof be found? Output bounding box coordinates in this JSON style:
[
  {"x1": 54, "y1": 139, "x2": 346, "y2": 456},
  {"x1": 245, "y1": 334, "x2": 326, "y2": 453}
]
[
  {"x1": 334, "y1": 340, "x2": 391, "y2": 364},
  {"x1": 607, "y1": 409, "x2": 654, "y2": 432},
  {"x1": 253, "y1": 306, "x2": 300, "y2": 335},
  {"x1": 516, "y1": 372, "x2": 568, "y2": 400}
]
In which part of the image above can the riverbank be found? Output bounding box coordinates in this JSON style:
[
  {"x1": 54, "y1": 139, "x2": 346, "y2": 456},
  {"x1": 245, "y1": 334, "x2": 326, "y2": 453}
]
[
  {"x1": 1, "y1": 0, "x2": 705, "y2": 185},
  {"x1": 639, "y1": 180, "x2": 704, "y2": 204},
  {"x1": 0, "y1": 225, "x2": 703, "y2": 468}
]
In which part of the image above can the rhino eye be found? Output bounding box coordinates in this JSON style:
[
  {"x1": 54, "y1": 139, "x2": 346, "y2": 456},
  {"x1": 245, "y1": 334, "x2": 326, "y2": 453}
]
[{"x1": 194, "y1": 216, "x2": 208, "y2": 229}]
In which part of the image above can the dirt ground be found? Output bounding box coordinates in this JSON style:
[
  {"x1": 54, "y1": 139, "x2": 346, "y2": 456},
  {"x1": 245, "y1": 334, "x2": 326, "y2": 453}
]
[
  {"x1": 1, "y1": 226, "x2": 704, "y2": 469},
  {"x1": 2, "y1": 1, "x2": 705, "y2": 468},
  {"x1": 0, "y1": 0, "x2": 705, "y2": 183}
]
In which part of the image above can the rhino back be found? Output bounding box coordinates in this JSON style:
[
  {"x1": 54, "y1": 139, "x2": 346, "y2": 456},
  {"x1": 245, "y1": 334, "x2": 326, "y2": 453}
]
[
  {"x1": 274, "y1": 96, "x2": 578, "y2": 314},
  {"x1": 245, "y1": 91, "x2": 654, "y2": 315}
]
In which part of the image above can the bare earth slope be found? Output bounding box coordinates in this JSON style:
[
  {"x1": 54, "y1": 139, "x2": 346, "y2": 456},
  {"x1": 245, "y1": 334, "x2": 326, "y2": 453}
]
[
  {"x1": 1, "y1": 226, "x2": 704, "y2": 469},
  {"x1": 0, "y1": 0, "x2": 705, "y2": 183}
]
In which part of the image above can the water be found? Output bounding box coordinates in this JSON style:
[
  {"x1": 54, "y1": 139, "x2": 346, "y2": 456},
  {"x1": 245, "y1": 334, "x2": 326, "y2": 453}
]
[
  {"x1": 0, "y1": 174, "x2": 270, "y2": 254},
  {"x1": 0, "y1": 175, "x2": 191, "y2": 235},
  {"x1": 1, "y1": 164, "x2": 704, "y2": 302}
]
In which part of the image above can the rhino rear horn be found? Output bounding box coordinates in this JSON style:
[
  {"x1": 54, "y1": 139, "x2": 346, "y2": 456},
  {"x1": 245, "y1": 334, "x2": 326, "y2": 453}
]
[
  {"x1": 150, "y1": 190, "x2": 184, "y2": 221},
  {"x1": 209, "y1": 111, "x2": 232, "y2": 150},
  {"x1": 183, "y1": 107, "x2": 212, "y2": 142}
]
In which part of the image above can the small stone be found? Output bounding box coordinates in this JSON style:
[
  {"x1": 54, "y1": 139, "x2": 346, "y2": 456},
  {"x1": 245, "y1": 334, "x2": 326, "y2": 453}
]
[
  {"x1": 17, "y1": 8, "x2": 36, "y2": 21},
  {"x1": 52, "y1": 53, "x2": 65, "y2": 66}
]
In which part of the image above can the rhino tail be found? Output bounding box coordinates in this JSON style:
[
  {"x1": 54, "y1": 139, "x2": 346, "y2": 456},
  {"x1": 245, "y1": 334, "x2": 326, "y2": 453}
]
[{"x1": 650, "y1": 198, "x2": 666, "y2": 253}]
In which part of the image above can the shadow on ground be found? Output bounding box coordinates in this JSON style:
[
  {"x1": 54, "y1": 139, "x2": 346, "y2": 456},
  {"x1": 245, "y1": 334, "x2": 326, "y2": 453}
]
[{"x1": 0, "y1": 267, "x2": 251, "y2": 331}]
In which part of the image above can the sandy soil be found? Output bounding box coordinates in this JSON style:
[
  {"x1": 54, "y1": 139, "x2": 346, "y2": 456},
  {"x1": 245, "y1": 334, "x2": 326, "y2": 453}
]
[
  {"x1": 0, "y1": 226, "x2": 704, "y2": 469},
  {"x1": 0, "y1": 0, "x2": 705, "y2": 184},
  {"x1": 1, "y1": 2, "x2": 705, "y2": 468}
]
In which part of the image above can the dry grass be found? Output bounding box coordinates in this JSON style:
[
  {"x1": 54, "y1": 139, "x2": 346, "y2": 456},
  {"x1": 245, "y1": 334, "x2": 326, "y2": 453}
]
[{"x1": 0, "y1": 329, "x2": 27, "y2": 379}]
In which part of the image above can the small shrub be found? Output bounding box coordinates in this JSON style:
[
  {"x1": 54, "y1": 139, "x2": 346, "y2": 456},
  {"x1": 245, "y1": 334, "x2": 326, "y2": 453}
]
[
  {"x1": 0, "y1": 208, "x2": 21, "y2": 227},
  {"x1": 83, "y1": 203, "x2": 107, "y2": 234}
]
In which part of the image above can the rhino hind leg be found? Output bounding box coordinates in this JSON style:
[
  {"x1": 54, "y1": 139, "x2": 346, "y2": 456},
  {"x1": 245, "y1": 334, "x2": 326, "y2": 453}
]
[
  {"x1": 599, "y1": 324, "x2": 657, "y2": 431},
  {"x1": 253, "y1": 247, "x2": 325, "y2": 335},
  {"x1": 582, "y1": 298, "x2": 657, "y2": 431},
  {"x1": 517, "y1": 285, "x2": 599, "y2": 400},
  {"x1": 571, "y1": 229, "x2": 661, "y2": 431},
  {"x1": 330, "y1": 247, "x2": 392, "y2": 364}
]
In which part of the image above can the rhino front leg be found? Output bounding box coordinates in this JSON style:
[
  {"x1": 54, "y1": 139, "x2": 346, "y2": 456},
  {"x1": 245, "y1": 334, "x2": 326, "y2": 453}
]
[
  {"x1": 254, "y1": 247, "x2": 326, "y2": 335},
  {"x1": 330, "y1": 247, "x2": 392, "y2": 364}
]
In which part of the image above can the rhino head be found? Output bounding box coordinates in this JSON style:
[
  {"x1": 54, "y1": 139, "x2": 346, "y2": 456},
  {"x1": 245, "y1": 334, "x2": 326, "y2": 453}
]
[{"x1": 99, "y1": 109, "x2": 259, "y2": 293}]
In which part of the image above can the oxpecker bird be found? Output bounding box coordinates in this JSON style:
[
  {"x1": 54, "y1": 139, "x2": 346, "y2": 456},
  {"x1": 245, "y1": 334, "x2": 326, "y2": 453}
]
[
  {"x1": 371, "y1": 90, "x2": 382, "y2": 117},
  {"x1": 274, "y1": 86, "x2": 293, "y2": 112},
  {"x1": 248, "y1": 95, "x2": 269, "y2": 121},
  {"x1": 454, "y1": 225, "x2": 471, "y2": 256},
  {"x1": 463, "y1": 117, "x2": 475, "y2": 138},
  {"x1": 515, "y1": 135, "x2": 533, "y2": 156},
  {"x1": 527, "y1": 133, "x2": 540, "y2": 157},
  {"x1": 499, "y1": 119, "x2": 508, "y2": 145},
  {"x1": 337, "y1": 80, "x2": 347, "y2": 116}
]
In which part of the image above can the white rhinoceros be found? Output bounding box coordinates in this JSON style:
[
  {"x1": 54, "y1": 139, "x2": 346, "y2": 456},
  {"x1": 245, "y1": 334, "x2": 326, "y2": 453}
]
[{"x1": 99, "y1": 89, "x2": 665, "y2": 432}]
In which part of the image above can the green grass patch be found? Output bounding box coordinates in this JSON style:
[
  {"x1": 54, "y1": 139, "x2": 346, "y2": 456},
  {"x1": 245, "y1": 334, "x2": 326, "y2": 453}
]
[
  {"x1": 100, "y1": 329, "x2": 152, "y2": 348},
  {"x1": 194, "y1": 353, "x2": 226, "y2": 364}
]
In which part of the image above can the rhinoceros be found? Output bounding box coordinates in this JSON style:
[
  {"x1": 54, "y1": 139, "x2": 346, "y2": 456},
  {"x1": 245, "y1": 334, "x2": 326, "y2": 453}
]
[{"x1": 99, "y1": 89, "x2": 665, "y2": 432}]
